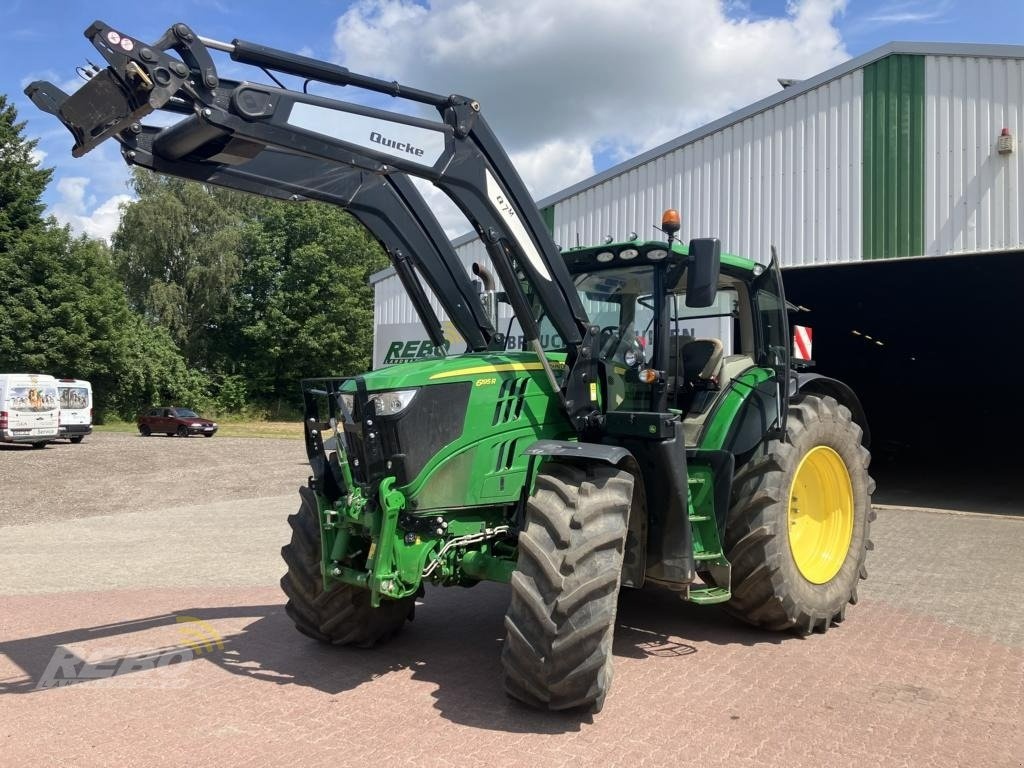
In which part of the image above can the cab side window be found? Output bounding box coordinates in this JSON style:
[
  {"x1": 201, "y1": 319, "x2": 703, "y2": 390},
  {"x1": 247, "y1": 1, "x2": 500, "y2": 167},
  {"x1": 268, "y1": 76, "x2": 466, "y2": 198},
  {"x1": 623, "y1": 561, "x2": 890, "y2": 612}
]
[{"x1": 755, "y1": 289, "x2": 788, "y2": 369}]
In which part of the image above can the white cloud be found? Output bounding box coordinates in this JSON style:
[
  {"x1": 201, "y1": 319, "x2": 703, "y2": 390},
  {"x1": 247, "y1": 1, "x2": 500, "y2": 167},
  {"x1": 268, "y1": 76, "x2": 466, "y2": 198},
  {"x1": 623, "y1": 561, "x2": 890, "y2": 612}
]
[
  {"x1": 333, "y1": 0, "x2": 849, "y2": 203},
  {"x1": 864, "y1": 0, "x2": 952, "y2": 25},
  {"x1": 29, "y1": 147, "x2": 46, "y2": 166},
  {"x1": 511, "y1": 139, "x2": 596, "y2": 200},
  {"x1": 50, "y1": 176, "x2": 133, "y2": 242}
]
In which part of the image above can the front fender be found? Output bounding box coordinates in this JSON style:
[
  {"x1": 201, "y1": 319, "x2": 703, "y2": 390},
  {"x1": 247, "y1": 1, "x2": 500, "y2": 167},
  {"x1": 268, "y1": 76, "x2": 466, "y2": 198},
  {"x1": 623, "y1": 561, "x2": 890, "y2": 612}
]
[{"x1": 523, "y1": 439, "x2": 633, "y2": 466}]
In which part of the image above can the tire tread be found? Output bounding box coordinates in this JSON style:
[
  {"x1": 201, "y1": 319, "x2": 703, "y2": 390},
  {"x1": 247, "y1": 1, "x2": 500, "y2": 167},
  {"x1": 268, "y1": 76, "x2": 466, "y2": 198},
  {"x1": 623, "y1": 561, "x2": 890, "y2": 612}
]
[
  {"x1": 280, "y1": 491, "x2": 414, "y2": 647},
  {"x1": 721, "y1": 394, "x2": 875, "y2": 635},
  {"x1": 502, "y1": 461, "x2": 632, "y2": 711}
]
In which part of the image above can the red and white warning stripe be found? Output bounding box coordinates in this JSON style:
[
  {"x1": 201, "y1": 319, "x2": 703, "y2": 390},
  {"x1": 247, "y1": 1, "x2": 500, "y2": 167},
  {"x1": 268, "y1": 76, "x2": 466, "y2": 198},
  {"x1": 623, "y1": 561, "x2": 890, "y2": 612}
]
[{"x1": 793, "y1": 325, "x2": 813, "y2": 360}]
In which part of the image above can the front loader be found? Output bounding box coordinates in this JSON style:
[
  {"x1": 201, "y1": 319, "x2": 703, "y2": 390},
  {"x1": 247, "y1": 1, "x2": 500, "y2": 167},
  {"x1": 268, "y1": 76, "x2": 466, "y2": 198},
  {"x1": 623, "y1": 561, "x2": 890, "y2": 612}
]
[{"x1": 28, "y1": 20, "x2": 875, "y2": 712}]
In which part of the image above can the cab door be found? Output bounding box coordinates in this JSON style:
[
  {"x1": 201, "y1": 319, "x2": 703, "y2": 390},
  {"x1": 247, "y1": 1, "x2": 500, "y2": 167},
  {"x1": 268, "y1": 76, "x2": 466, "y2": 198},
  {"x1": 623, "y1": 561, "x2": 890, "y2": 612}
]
[{"x1": 752, "y1": 252, "x2": 790, "y2": 433}]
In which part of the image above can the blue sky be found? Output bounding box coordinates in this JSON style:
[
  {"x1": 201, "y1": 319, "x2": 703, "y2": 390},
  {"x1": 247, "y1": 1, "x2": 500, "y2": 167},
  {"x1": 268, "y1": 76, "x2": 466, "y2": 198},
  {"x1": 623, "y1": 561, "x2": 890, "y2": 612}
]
[{"x1": 2, "y1": 0, "x2": 1022, "y2": 239}]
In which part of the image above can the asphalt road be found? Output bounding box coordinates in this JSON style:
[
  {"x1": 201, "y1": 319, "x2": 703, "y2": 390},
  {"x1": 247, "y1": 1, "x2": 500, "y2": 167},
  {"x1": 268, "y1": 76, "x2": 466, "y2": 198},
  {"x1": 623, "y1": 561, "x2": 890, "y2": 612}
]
[{"x1": 1, "y1": 433, "x2": 1022, "y2": 767}]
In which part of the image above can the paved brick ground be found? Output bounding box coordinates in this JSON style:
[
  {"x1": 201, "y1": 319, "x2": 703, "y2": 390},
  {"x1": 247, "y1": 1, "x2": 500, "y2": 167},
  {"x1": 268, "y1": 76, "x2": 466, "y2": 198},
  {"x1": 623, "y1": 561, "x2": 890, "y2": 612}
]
[
  {"x1": 2, "y1": 505, "x2": 1024, "y2": 768},
  {"x1": 1, "y1": 482, "x2": 1022, "y2": 766}
]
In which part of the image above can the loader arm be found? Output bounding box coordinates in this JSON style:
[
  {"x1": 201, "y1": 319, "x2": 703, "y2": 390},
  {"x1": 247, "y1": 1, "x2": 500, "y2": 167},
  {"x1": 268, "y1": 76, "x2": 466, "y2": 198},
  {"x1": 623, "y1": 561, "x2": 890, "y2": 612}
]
[
  {"x1": 118, "y1": 116, "x2": 499, "y2": 353},
  {"x1": 26, "y1": 19, "x2": 600, "y2": 429}
]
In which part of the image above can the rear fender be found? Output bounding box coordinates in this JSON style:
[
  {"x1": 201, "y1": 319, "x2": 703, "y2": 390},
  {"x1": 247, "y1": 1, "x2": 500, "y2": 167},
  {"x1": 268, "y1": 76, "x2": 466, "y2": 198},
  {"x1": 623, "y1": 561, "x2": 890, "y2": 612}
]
[{"x1": 792, "y1": 373, "x2": 871, "y2": 448}]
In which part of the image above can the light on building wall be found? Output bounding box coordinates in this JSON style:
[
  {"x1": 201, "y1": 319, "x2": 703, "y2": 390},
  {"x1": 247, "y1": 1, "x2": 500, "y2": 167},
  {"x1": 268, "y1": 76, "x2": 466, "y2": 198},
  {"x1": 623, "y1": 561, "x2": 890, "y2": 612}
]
[{"x1": 998, "y1": 127, "x2": 1015, "y2": 155}]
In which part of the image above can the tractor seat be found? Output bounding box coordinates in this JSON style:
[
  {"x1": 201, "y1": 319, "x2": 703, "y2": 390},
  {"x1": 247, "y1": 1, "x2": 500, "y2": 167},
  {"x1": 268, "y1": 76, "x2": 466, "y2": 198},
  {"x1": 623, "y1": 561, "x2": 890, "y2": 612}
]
[{"x1": 674, "y1": 338, "x2": 724, "y2": 414}]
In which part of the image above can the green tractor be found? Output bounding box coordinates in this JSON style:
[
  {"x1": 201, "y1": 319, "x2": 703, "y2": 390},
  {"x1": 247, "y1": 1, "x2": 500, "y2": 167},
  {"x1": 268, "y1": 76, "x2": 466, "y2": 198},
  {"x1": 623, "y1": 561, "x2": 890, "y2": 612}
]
[{"x1": 29, "y1": 20, "x2": 874, "y2": 712}]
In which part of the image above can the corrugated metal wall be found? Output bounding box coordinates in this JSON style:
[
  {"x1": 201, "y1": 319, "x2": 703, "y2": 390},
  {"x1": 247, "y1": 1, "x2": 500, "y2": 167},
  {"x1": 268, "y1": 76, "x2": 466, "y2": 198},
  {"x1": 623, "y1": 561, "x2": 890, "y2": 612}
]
[
  {"x1": 374, "y1": 48, "x2": 1024, "y2": 363},
  {"x1": 373, "y1": 238, "x2": 490, "y2": 328},
  {"x1": 924, "y1": 55, "x2": 1024, "y2": 256},
  {"x1": 551, "y1": 71, "x2": 864, "y2": 268},
  {"x1": 372, "y1": 238, "x2": 492, "y2": 366}
]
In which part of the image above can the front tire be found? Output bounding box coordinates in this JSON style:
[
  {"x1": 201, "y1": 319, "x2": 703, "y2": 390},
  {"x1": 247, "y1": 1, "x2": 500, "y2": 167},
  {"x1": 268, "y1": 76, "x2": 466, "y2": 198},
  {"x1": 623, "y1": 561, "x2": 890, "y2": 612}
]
[
  {"x1": 70, "y1": 435, "x2": 84, "y2": 444},
  {"x1": 176, "y1": 425, "x2": 188, "y2": 438},
  {"x1": 502, "y1": 461, "x2": 633, "y2": 712},
  {"x1": 722, "y1": 394, "x2": 875, "y2": 634},
  {"x1": 280, "y1": 488, "x2": 415, "y2": 646}
]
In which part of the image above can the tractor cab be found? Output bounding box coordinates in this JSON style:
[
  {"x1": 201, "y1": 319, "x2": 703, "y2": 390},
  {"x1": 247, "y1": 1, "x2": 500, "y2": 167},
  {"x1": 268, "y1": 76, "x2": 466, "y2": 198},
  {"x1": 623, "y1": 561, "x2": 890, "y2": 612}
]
[{"x1": 529, "y1": 231, "x2": 790, "y2": 448}]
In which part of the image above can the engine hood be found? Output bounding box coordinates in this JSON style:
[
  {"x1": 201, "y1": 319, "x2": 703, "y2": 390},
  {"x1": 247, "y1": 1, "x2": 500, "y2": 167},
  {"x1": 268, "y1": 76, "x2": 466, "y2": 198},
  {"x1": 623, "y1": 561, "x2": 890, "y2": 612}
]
[{"x1": 354, "y1": 351, "x2": 567, "y2": 393}]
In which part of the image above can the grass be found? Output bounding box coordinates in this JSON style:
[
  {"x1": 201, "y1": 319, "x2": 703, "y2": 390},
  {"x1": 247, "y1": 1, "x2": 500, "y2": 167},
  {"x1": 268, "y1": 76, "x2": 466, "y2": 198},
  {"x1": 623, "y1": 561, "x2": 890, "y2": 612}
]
[{"x1": 94, "y1": 420, "x2": 303, "y2": 440}]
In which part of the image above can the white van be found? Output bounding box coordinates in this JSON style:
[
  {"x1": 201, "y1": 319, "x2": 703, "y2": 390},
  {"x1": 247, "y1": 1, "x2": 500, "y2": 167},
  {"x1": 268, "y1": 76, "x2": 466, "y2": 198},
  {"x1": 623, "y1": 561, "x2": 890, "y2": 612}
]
[
  {"x1": 57, "y1": 378, "x2": 93, "y2": 443},
  {"x1": 0, "y1": 373, "x2": 60, "y2": 448}
]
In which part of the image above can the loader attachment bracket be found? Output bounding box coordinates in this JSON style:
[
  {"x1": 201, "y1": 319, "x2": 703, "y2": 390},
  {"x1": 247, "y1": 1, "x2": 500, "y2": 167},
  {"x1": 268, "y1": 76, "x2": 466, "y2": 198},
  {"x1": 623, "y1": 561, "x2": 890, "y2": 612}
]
[{"x1": 24, "y1": 20, "x2": 216, "y2": 157}]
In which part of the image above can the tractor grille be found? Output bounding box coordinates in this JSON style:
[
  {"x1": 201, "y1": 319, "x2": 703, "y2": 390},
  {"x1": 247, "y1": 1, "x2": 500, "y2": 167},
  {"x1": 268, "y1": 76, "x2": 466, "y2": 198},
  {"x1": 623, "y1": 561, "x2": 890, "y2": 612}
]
[
  {"x1": 342, "y1": 381, "x2": 471, "y2": 487},
  {"x1": 491, "y1": 377, "x2": 530, "y2": 426}
]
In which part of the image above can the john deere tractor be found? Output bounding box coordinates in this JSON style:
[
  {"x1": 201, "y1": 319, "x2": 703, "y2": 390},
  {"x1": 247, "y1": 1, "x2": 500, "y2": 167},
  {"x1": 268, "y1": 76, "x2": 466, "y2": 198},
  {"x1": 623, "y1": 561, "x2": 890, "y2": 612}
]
[{"x1": 29, "y1": 20, "x2": 874, "y2": 712}]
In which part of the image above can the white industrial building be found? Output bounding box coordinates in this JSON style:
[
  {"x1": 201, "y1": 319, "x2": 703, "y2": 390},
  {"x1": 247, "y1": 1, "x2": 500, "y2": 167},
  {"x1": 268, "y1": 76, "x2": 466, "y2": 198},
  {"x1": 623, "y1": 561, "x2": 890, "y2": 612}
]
[{"x1": 372, "y1": 40, "x2": 1024, "y2": 473}]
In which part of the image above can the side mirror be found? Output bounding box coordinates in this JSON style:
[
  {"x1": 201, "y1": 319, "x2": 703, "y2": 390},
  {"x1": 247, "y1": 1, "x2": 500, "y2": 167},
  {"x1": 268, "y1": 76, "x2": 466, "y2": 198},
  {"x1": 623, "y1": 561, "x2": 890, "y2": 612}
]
[{"x1": 686, "y1": 238, "x2": 721, "y2": 308}]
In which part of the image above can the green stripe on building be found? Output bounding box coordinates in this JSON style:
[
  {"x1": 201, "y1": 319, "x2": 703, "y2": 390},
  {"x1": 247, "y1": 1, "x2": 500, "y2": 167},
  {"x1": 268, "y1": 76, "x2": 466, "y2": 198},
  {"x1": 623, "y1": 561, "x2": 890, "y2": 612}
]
[
  {"x1": 862, "y1": 54, "x2": 925, "y2": 259},
  {"x1": 540, "y1": 205, "x2": 555, "y2": 235}
]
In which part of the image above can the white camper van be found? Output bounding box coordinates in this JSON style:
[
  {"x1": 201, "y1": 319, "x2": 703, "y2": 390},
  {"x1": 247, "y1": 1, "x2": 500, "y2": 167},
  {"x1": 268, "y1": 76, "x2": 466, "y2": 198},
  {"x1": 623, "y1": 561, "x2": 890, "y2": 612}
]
[
  {"x1": 57, "y1": 378, "x2": 93, "y2": 443},
  {"x1": 0, "y1": 373, "x2": 60, "y2": 448}
]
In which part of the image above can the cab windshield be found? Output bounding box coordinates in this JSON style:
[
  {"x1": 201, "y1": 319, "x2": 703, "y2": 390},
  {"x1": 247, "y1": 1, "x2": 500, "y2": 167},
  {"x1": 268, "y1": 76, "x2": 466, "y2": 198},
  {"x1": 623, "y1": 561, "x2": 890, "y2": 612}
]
[
  {"x1": 536, "y1": 264, "x2": 737, "y2": 365},
  {"x1": 531, "y1": 262, "x2": 737, "y2": 412}
]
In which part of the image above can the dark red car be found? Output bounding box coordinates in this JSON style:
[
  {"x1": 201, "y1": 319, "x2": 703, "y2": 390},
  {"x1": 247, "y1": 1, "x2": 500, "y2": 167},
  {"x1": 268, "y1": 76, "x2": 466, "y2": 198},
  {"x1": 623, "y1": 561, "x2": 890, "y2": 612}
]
[{"x1": 137, "y1": 407, "x2": 218, "y2": 437}]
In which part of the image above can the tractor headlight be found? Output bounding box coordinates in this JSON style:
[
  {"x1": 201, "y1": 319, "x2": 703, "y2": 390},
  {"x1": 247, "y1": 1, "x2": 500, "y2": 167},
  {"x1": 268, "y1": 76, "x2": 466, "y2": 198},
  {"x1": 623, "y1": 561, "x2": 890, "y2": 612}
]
[{"x1": 368, "y1": 389, "x2": 418, "y2": 417}]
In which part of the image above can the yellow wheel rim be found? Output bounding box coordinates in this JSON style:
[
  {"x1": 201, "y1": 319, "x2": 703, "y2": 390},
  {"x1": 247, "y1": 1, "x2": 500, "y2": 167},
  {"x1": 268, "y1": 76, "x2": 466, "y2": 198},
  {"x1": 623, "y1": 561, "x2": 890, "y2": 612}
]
[{"x1": 787, "y1": 446, "x2": 854, "y2": 584}]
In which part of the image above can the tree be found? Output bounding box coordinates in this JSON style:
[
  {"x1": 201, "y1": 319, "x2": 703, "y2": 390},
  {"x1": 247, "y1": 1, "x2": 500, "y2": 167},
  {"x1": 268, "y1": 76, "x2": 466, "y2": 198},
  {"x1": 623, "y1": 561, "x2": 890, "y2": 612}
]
[
  {"x1": 230, "y1": 200, "x2": 389, "y2": 407},
  {"x1": 0, "y1": 224, "x2": 208, "y2": 418},
  {"x1": 0, "y1": 96, "x2": 205, "y2": 419},
  {"x1": 110, "y1": 169, "x2": 390, "y2": 414},
  {"x1": 112, "y1": 170, "x2": 257, "y2": 367},
  {"x1": 0, "y1": 94, "x2": 51, "y2": 250}
]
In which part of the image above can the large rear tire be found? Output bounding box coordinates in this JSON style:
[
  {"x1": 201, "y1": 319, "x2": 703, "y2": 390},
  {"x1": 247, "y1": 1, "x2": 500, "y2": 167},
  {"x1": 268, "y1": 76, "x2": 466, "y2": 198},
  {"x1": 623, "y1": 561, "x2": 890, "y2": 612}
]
[
  {"x1": 502, "y1": 461, "x2": 633, "y2": 712},
  {"x1": 280, "y1": 489, "x2": 415, "y2": 647},
  {"x1": 722, "y1": 393, "x2": 875, "y2": 634}
]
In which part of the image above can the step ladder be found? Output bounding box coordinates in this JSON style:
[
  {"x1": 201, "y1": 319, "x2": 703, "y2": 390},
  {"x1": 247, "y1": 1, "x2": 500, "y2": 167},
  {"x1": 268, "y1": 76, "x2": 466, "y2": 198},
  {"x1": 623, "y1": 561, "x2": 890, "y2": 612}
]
[{"x1": 686, "y1": 512, "x2": 731, "y2": 604}]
